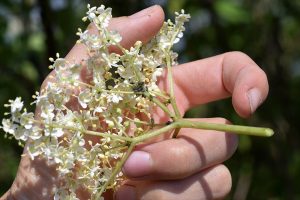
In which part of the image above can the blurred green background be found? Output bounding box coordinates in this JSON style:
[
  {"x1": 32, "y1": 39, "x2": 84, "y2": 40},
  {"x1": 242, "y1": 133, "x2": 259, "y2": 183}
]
[{"x1": 0, "y1": 0, "x2": 299, "y2": 199}]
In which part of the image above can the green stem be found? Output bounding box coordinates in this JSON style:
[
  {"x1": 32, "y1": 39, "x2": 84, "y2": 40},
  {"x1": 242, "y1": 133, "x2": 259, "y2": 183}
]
[
  {"x1": 106, "y1": 144, "x2": 128, "y2": 153},
  {"x1": 124, "y1": 116, "x2": 166, "y2": 127},
  {"x1": 149, "y1": 90, "x2": 170, "y2": 100},
  {"x1": 115, "y1": 42, "x2": 127, "y2": 54},
  {"x1": 133, "y1": 123, "x2": 177, "y2": 143},
  {"x1": 94, "y1": 117, "x2": 275, "y2": 197},
  {"x1": 151, "y1": 97, "x2": 176, "y2": 119},
  {"x1": 175, "y1": 119, "x2": 274, "y2": 137},
  {"x1": 165, "y1": 52, "x2": 181, "y2": 119},
  {"x1": 165, "y1": 53, "x2": 182, "y2": 138},
  {"x1": 51, "y1": 124, "x2": 133, "y2": 142},
  {"x1": 98, "y1": 142, "x2": 136, "y2": 196},
  {"x1": 75, "y1": 81, "x2": 137, "y2": 94},
  {"x1": 165, "y1": 51, "x2": 183, "y2": 138},
  {"x1": 134, "y1": 119, "x2": 274, "y2": 144},
  {"x1": 172, "y1": 128, "x2": 181, "y2": 138},
  {"x1": 34, "y1": 108, "x2": 133, "y2": 142},
  {"x1": 144, "y1": 92, "x2": 175, "y2": 119}
]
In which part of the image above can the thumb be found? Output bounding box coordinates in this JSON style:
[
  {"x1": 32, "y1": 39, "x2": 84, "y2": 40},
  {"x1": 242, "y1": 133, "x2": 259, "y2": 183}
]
[{"x1": 65, "y1": 5, "x2": 165, "y2": 62}]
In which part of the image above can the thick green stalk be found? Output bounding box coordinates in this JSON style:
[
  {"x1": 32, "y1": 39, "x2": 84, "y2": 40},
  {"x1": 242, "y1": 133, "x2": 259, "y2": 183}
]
[
  {"x1": 133, "y1": 119, "x2": 273, "y2": 144},
  {"x1": 175, "y1": 119, "x2": 274, "y2": 137}
]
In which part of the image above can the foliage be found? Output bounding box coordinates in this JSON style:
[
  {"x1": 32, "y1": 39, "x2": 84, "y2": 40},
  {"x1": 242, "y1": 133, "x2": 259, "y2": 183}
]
[{"x1": 0, "y1": 0, "x2": 300, "y2": 199}]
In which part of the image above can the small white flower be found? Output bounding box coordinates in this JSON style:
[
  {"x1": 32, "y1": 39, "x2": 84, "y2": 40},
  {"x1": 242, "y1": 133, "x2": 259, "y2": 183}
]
[
  {"x1": 88, "y1": 12, "x2": 96, "y2": 20},
  {"x1": 177, "y1": 31, "x2": 183, "y2": 38},
  {"x1": 2, "y1": 118, "x2": 17, "y2": 134},
  {"x1": 29, "y1": 126, "x2": 42, "y2": 140},
  {"x1": 152, "y1": 68, "x2": 163, "y2": 82},
  {"x1": 93, "y1": 106, "x2": 105, "y2": 115},
  {"x1": 78, "y1": 89, "x2": 91, "y2": 109},
  {"x1": 105, "y1": 119, "x2": 114, "y2": 128},
  {"x1": 52, "y1": 128, "x2": 64, "y2": 138},
  {"x1": 96, "y1": 5, "x2": 105, "y2": 13},
  {"x1": 14, "y1": 127, "x2": 29, "y2": 141},
  {"x1": 27, "y1": 143, "x2": 42, "y2": 160},
  {"x1": 107, "y1": 94, "x2": 123, "y2": 104},
  {"x1": 60, "y1": 110, "x2": 77, "y2": 127},
  {"x1": 117, "y1": 116, "x2": 123, "y2": 124},
  {"x1": 10, "y1": 97, "x2": 23, "y2": 113},
  {"x1": 41, "y1": 103, "x2": 55, "y2": 122},
  {"x1": 173, "y1": 37, "x2": 180, "y2": 44},
  {"x1": 109, "y1": 30, "x2": 122, "y2": 44},
  {"x1": 20, "y1": 112, "x2": 34, "y2": 129},
  {"x1": 78, "y1": 139, "x2": 85, "y2": 146}
]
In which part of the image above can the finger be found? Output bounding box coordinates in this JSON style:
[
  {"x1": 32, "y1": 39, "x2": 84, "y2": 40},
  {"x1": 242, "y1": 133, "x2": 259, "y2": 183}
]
[
  {"x1": 116, "y1": 164, "x2": 232, "y2": 200},
  {"x1": 166, "y1": 51, "x2": 269, "y2": 117},
  {"x1": 65, "y1": 5, "x2": 165, "y2": 63},
  {"x1": 122, "y1": 118, "x2": 238, "y2": 180}
]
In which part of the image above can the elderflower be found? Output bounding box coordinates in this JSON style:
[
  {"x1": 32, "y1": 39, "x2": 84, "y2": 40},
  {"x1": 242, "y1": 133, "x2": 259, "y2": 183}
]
[
  {"x1": 2, "y1": 118, "x2": 17, "y2": 135},
  {"x1": 6, "y1": 97, "x2": 24, "y2": 113},
  {"x1": 1, "y1": 4, "x2": 190, "y2": 199}
]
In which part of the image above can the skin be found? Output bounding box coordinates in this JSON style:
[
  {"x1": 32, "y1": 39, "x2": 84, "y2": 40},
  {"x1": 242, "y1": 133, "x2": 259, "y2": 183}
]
[{"x1": 1, "y1": 5, "x2": 269, "y2": 200}]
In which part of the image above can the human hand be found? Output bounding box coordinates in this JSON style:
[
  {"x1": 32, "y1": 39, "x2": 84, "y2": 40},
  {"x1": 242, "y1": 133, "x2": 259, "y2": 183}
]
[
  {"x1": 2, "y1": 5, "x2": 269, "y2": 200},
  {"x1": 116, "y1": 50, "x2": 269, "y2": 199}
]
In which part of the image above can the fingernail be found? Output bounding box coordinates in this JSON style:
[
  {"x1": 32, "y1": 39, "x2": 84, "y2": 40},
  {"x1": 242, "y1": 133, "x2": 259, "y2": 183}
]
[
  {"x1": 247, "y1": 88, "x2": 262, "y2": 113},
  {"x1": 129, "y1": 5, "x2": 158, "y2": 19},
  {"x1": 115, "y1": 185, "x2": 136, "y2": 200},
  {"x1": 123, "y1": 151, "x2": 152, "y2": 177}
]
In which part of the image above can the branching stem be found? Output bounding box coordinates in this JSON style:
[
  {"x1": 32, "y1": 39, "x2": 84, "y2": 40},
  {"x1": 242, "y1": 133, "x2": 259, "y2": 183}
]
[
  {"x1": 165, "y1": 52, "x2": 181, "y2": 119},
  {"x1": 51, "y1": 124, "x2": 133, "y2": 142},
  {"x1": 98, "y1": 142, "x2": 136, "y2": 197}
]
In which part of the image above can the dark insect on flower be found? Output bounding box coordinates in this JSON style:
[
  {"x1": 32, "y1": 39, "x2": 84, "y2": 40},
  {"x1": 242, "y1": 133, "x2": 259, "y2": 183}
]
[{"x1": 132, "y1": 81, "x2": 147, "y2": 93}]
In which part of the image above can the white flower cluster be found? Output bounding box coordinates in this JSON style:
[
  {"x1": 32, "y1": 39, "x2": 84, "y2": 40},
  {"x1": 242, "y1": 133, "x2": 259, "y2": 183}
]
[
  {"x1": 2, "y1": 97, "x2": 40, "y2": 143},
  {"x1": 1, "y1": 4, "x2": 190, "y2": 199}
]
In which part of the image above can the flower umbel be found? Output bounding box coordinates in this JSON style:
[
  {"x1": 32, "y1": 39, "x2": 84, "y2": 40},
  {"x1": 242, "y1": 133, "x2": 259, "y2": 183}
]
[{"x1": 1, "y1": 4, "x2": 273, "y2": 200}]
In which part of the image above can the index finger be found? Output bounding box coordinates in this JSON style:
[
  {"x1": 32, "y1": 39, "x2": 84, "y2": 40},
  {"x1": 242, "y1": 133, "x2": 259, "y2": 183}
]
[{"x1": 165, "y1": 51, "x2": 269, "y2": 118}]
